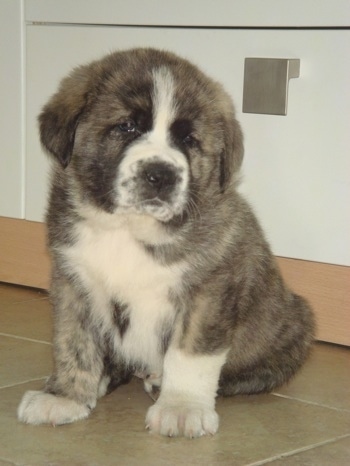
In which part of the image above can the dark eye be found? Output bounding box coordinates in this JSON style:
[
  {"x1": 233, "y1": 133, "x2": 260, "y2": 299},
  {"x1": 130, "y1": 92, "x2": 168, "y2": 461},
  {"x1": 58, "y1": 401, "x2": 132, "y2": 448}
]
[
  {"x1": 170, "y1": 119, "x2": 198, "y2": 149},
  {"x1": 118, "y1": 120, "x2": 137, "y2": 133},
  {"x1": 183, "y1": 134, "x2": 197, "y2": 148}
]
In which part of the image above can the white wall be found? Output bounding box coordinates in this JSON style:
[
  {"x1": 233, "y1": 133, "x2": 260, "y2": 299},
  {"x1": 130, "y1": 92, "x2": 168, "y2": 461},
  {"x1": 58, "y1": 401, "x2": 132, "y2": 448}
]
[{"x1": 0, "y1": 0, "x2": 24, "y2": 218}]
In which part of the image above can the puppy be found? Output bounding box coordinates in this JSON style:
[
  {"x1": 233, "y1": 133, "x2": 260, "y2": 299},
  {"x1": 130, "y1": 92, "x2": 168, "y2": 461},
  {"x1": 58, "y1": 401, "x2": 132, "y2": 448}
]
[{"x1": 18, "y1": 48, "x2": 315, "y2": 438}]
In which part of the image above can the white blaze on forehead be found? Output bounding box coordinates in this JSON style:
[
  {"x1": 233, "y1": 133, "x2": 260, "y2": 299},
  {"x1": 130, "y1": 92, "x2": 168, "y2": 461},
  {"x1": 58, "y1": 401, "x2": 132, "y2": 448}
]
[
  {"x1": 151, "y1": 67, "x2": 176, "y2": 143},
  {"x1": 115, "y1": 66, "x2": 189, "y2": 222}
]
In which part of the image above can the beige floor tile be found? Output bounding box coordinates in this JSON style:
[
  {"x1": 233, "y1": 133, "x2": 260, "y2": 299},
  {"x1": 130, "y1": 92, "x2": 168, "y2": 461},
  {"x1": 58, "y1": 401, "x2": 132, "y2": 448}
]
[
  {"x1": 0, "y1": 298, "x2": 52, "y2": 342},
  {"x1": 1, "y1": 379, "x2": 350, "y2": 466},
  {"x1": 266, "y1": 435, "x2": 350, "y2": 466},
  {"x1": 1, "y1": 284, "x2": 350, "y2": 465},
  {"x1": 0, "y1": 283, "x2": 47, "y2": 306},
  {"x1": 274, "y1": 342, "x2": 350, "y2": 411},
  {"x1": 0, "y1": 336, "x2": 52, "y2": 388}
]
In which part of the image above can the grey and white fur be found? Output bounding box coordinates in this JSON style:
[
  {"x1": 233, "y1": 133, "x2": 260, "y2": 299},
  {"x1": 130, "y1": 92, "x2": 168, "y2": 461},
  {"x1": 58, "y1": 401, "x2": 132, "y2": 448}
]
[{"x1": 18, "y1": 48, "x2": 315, "y2": 438}]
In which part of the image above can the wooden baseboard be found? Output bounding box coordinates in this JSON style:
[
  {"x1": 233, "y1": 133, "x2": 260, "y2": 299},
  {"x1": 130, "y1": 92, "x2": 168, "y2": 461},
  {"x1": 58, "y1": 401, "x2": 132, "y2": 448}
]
[
  {"x1": 0, "y1": 216, "x2": 348, "y2": 346},
  {"x1": 276, "y1": 257, "x2": 349, "y2": 346},
  {"x1": 0, "y1": 217, "x2": 50, "y2": 289}
]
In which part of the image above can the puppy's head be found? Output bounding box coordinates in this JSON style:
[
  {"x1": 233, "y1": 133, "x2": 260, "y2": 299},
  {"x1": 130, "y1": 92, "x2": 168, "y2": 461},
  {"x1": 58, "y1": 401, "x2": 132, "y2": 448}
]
[{"x1": 40, "y1": 48, "x2": 243, "y2": 223}]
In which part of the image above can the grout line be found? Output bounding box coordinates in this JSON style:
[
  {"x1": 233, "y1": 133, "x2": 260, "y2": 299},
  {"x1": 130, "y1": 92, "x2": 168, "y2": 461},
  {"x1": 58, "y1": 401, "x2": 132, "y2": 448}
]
[
  {"x1": 246, "y1": 433, "x2": 350, "y2": 466},
  {"x1": 271, "y1": 392, "x2": 350, "y2": 413},
  {"x1": 0, "y1": 376, "x2": 48, "y2": 391},
  {"x1": 0, "y1": 332, "x2": 52, "y2": 345}
]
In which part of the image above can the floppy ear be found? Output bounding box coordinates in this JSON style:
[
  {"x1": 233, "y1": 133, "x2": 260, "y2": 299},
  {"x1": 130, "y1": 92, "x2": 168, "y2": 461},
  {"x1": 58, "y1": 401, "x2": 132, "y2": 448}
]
[
  {"x1": 219, "y1": 117, "x2": 244, "y2": 191},
  {"x1": 38, "y1": 67, "x2": 91, "y2": 168}
]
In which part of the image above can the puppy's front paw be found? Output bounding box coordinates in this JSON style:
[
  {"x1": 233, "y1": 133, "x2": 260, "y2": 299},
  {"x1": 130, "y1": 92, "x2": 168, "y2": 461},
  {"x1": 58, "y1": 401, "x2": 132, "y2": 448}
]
[
  {"x1": 145, "y1": 396, "x2": 219, "y2": 438},
  {"x1": 18, "y1": 390, "x2": 91, "y2": 426}
]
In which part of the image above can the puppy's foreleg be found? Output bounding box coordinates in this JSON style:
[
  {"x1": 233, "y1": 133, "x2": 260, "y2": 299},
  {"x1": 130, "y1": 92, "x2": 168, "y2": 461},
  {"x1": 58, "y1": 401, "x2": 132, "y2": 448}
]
[
  {"x1": 18, "y1": 280, "x2": 104, "y2": 426},
  {"x1": 146, "y1": 347, "x2": 227, "y2": 438}
]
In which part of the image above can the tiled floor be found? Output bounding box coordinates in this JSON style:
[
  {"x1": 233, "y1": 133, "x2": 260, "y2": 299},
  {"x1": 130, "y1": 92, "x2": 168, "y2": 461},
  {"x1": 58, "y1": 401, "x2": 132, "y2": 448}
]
[{"x1": 0, "y1": 283, "x2": 349, "y2": 466}]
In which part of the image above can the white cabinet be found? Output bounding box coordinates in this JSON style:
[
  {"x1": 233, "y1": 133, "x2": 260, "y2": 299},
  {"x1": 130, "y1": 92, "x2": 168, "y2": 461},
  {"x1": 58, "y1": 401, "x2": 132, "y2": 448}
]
[
  {"x1": 25, "y1": 24, "x2": 350, "y2": 266},
  {"x1": 1, "y1": 1, "x2": 348, "y2": 266}
]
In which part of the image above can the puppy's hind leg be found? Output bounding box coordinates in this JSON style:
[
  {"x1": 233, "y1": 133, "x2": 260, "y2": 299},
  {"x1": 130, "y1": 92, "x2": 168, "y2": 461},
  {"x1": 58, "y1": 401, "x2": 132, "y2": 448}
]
[
  {"x1": 219, "y1": 293, "x2": 315, "y2": 396},
  {"x1": 18, "y1": 277, "x2": 105, "y2": 426}
]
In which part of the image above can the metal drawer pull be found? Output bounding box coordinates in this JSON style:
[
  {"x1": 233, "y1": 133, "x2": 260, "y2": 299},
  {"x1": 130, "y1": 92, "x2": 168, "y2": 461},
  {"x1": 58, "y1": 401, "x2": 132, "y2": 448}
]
[{"x1": 242, "y1": 58, "x2": 300, "y2": 116}]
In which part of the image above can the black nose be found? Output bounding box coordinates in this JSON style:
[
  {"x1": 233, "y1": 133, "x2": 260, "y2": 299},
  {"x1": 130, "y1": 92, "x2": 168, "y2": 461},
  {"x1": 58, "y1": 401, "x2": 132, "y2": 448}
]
[{"x1": 144, "y1": 163, "x2": 177, "y2": 192}]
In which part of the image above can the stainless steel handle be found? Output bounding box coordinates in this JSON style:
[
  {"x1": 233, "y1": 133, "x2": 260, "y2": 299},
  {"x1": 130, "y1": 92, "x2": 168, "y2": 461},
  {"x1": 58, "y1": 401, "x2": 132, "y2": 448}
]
[{"x1": 242, "y1": 58, "x2": 300, "y2": 116}]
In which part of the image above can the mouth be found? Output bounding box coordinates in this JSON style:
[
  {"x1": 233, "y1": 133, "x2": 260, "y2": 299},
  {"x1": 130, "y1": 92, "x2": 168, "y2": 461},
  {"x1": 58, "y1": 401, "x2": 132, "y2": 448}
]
[{"x1": 118, "y1": 198, "x2": 181, "y2": 223}]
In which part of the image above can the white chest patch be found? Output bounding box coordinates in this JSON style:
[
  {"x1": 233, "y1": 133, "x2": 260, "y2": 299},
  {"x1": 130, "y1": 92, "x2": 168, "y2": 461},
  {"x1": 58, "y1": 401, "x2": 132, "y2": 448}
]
[{"x1": 63, "y1": 214, "x2": 185, "y2": 372}]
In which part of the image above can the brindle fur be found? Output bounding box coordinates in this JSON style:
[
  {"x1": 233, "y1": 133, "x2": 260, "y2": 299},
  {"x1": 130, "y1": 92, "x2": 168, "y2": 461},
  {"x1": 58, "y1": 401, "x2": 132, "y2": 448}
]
[{"x1": 32, "y1": 48, "x2": 315, "y2": 415}]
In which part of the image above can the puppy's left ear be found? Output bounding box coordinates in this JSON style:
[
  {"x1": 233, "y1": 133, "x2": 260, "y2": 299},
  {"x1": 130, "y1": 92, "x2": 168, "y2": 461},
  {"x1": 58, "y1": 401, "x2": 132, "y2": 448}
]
[
  {"x1": 220, "y1": 117, "x2": 244, "y2": 191},
  {"x1": 38, "y1": 67, "x2": 92, "y2": 168}
]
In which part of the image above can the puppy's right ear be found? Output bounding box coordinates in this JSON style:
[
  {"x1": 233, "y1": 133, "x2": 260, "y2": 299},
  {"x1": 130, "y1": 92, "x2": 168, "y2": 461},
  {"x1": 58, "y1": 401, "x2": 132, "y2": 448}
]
[{"x1": 38, "y1": 68, "x2": 91, "y2": 168}]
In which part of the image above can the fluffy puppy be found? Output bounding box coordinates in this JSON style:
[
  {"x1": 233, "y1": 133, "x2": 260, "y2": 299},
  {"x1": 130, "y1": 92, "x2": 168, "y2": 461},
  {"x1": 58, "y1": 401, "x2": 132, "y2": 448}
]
[{"x1": 18, "y1": 48, "x2": 315, "y2": 438}]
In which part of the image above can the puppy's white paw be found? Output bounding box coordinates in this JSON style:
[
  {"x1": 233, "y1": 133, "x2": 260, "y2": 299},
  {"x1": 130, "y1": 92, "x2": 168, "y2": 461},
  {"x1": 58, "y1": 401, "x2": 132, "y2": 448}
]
[
  {"x1": 18, "y1": 390, "x2": 91, "y2": 426},
  {"x1": 145, "y1": 397, "x2": 219, "y2": 438}
]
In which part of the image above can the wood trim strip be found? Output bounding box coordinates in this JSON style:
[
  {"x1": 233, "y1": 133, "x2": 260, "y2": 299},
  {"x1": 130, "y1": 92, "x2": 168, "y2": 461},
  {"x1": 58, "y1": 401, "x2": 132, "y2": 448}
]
[
  {"x1": 277, "y1": 257, "x2": 349, "y2": 346},
  {"x1": 0, "y1": 217, "x2": 348, "y2": 345},
  {"x1": 0, "y1": 217, "x2": 50, "y2": 290}
]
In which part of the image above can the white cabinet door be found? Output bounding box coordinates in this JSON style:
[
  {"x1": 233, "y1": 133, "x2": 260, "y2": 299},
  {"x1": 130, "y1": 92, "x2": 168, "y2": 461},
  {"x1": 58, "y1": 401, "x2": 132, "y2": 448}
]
[{"x1": 25, "y1": 25, "x2": 350, "y2": 266}]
